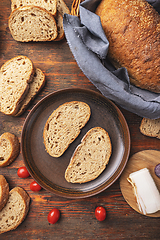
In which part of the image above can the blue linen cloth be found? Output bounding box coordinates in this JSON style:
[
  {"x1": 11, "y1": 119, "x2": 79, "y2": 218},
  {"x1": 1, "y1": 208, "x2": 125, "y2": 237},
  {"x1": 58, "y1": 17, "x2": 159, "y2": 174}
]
[{"x1": 63, "y1": 0, "x2": 160, "y2": 119}]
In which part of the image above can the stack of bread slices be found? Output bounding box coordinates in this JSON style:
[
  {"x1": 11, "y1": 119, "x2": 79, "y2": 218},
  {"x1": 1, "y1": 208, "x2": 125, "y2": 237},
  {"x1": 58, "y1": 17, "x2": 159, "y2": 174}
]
[
  {"x1": 0, "y1": 175, "x2": 30, "y2": 234},
  {"x1": 9, "y1": 0, "x2": 70, "y2": 42},
  {"x1": 0, "y1": 55, "x2": 46, "y2": 116}
]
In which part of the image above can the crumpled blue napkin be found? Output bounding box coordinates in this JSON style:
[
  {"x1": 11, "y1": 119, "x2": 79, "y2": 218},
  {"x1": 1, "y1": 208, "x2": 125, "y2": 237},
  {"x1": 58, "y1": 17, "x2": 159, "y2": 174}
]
[{"x1": 63, "y1": 0, "x2": 160, "y2": 119}]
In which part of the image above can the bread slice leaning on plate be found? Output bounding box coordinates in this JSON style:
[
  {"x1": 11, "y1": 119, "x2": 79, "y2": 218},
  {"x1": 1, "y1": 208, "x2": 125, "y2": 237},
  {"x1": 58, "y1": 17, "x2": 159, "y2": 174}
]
[{"x1": 65, "y1": 127, "x2": 112, "y2": 183}]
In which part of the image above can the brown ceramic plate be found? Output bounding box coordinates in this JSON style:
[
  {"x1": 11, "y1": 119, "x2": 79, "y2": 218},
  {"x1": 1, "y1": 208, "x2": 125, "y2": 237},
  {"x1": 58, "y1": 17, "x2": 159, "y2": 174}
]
[{"x1": 21, "y1": 88, "x2": 130, "y2": 198}]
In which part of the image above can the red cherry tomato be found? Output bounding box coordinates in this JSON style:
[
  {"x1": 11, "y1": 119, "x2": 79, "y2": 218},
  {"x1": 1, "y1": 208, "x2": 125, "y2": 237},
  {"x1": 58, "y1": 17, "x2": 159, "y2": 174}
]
[
  {"x1": 95, "y1": 206, "x2": 106, "y2": 221},
  {"x1": 30, "y1": 181, "x2": 42, "y2": 192},
  {"x1": 48, "y1": 208, "x2": 60, "y2": 224},
  {"x1": 17, "y1": 166, "x2": 30, "y2": 178}
]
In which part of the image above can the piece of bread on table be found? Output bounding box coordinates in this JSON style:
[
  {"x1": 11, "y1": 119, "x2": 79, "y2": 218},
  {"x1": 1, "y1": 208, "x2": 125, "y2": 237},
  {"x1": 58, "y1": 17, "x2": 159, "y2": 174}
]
[
  {"x1": 0, "y1": 132, "x2": 20, "y2": 167},
  {"x1": 15, "y1": 68, "x2": 46, "y2": 116},
  {"x1": 140, "y1": 118, "x2": 160, "y2": 139},
  {"x1": 95, "y1": 0, "x2": 160, "y2": 93},
  {"x1": 9, "y1": 6, "x2": 58, "y2": 42},
  {"x1": 0, "y1": 187, "x2": 30, "y2": 234},
  {"x1": 54, "y1": 11, "x2": 65, "y2": 41},
  {"x1": 57, "y1": 0, "x2": 70, "y2": 16},
  {"x1": 43, "y1": 101, "x2": 91, "y2": 157},
  {"x1": 65, "y1": 127, "x2": 112, "y2": 183},
  {"x1": 11, "y1": 0, "x2": 57, "y2": 16},
  {"x1": 0, "y1": 56, "x2": 34, "y2": 116},
  {"x1": 0, "y1": 175, "x2": 9, "y2": 211}
]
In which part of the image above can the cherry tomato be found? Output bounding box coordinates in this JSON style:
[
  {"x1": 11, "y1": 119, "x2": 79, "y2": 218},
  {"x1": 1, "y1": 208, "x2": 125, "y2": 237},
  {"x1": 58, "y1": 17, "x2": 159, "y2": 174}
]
[
  {"x1": 95, "y1": 206, "x2": 106, "y2": 221},
  {"x1": 30, "y1": 181, "x2": 42, "y2": 192},
  {"x1": 48, "y1": 208, "x2": 60, "y2": 224},
  {"x1": 17, "y1": 166, "x2": 30, "y2": 178}
]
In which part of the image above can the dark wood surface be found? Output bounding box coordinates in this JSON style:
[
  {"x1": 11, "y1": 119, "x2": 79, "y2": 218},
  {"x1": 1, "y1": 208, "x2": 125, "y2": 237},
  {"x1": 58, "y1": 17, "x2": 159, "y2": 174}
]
[{"x1": 0, "y1": 1, "x2": 160, "y2": 239}]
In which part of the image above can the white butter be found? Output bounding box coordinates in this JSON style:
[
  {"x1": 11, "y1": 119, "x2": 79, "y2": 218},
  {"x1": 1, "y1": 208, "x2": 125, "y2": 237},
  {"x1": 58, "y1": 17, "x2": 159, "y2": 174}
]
[{"x1": 128, "y1": 168, "x2": 160, "y2": 215}]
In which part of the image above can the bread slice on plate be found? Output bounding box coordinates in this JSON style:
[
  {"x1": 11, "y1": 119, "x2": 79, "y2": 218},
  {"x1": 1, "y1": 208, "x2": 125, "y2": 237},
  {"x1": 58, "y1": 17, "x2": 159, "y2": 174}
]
[
  {"x1": 0, "y1": 175, "x2": 9, "y2": 211},
  {"x1": 140, "y1": 118, "x2": 160, "y2": 139},
  {"x1": 43, "y1": 101, "x2": 91, "y2": 157},
  {"x1": 65, "y1": 127, "x2": 112, "y2": 183},
  {"x1": 15, "y1": 68, "x2": 46, "y2": 116},
  {"x1": 11, "y1": 0, "x2": 57, "y2": 16},
  {"x1": 0, "y1": 132, "x2": 20, "y2": 167},
  {"x1": 0, "y1": 187, "x2": 30, "y2": 234},
  {"x1": 9, "y1": 6, "x2": 58, "y2": 42},
  {"x1": 0, "y1": 56, "x2": 34, "y2": 115}
]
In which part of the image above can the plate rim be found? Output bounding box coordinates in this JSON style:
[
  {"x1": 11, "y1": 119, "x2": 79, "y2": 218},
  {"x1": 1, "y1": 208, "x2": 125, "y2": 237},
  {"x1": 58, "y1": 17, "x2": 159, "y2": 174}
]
[{"x1": 21, "y1": 88, "x2": 131, "y2": 199}]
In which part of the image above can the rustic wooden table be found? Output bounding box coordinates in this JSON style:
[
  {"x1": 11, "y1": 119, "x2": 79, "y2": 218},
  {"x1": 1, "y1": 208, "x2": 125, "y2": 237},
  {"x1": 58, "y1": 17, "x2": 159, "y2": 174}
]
[{"x1": 0, "y1": 0, "x2": 160, "y2": 239}]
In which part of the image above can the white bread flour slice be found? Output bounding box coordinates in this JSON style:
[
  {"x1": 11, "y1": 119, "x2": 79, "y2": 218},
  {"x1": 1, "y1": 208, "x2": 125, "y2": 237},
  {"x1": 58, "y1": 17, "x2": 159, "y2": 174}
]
[
  {"x1": 0, "y1": 175, "x2": 9, "y2": 211},
  {"x1": 65, "y1": 127, "x2": 112, "y2": 183},
  {"x1": 0, "y1": 56, "x2": 34, "y2": 115},
  {"x1": 0, "y1": 132, "x2": 20, "y2": 167},
  {"x1": 11, "y1": 0, "x2": 57, "y2": 16},
  {"x1": 140, "y1": 118, "x2": 160, "y2": 139},
  {"x1": 15, "y1": 68, "x2": 46, "y2": 116},
  {"x1": 9, "y1": 6, "x2": 58, "y2": 42},
  {"x1": 0, "y1": 187, "x2": 30, "y2": 234},
  {"x1": 43, "y1": 101, "x2": 91, "y2": 157}
]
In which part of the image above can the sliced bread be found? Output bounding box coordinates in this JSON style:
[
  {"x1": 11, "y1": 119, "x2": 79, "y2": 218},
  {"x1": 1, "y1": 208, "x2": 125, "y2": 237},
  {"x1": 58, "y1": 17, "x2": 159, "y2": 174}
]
[
  {"x1": 0, "y1": 175, "x2": 9, "y2": 211},
  {"x1": 54, "y1": 11, "x2": 65, "y2": 41},
  {"x1": 0, "y1": 187, "x2": 30, "y2": 234},
  {"x1": 57, "y1": 0, "x2": 70, "y2": 16},
  {"x1": 0, "y1": 132, "x2": 20, "y2": 167},
  {"x1": 15, "y1": 68, "x2": 46, "y2": 116},
  {"x1": 65, "y1": 127, "x2": 112, "y2": 183},
  {"x1": 0, "y1": 56, "x2": 34, "y2": 115},
  {"x1": 140, "y1": 118, "x2": 160, "y2": 139},
  {"x1": 9, "y1": 6, "x2": 58, "y2": 42},
  {"x1": 11, "y1": 0, "x2": 57, "y2": 16},
  {"x1": 43, "y1": 101, "x2": 91, "y2": 157}
]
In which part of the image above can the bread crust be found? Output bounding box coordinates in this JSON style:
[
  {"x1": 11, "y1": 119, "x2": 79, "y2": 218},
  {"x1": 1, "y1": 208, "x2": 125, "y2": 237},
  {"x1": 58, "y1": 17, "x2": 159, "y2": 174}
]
[
  {"x1": 0, "y1": 132, "x2": 20, "y2": 167},
  {"x1": 96, "y1": 0, "x2": 160, "y2": 93},
  {"x1": 0, "y1": 175, "x2": 9, "y2": 211}
]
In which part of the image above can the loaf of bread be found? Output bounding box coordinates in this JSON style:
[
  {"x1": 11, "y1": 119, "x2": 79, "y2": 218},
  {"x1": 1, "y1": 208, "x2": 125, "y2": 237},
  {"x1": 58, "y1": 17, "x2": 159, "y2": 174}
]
[
  {"x1": 9, "y1": 6, "x2": 58, "y2": 42},
  {"x1": 140, "y1": 118, "x2": 160, "y2": 139},
  {"x1": 11, "y1": 0, "x2": 57, "y2": 16},
  {"x1": 15, "y1": 68, "x2": 46, "y2": 116},
  {"x1": 95, "y1": 0, "x2": 160, "y2": 93},
  {"x1": 0, "y1": 187, "x2": 30, "y2": 234},
  {"x1": 0, "y1": 55, "x2": 34, "y2": 115},
  {"x1": 0, "y1": 132, "x2": 20, "y2": 167},
  {"x1": 57, "y1": 0, "x2": 70, "y2": 16},
  {"x1": 43, "y1": 101, "x2": 91, "y2": 157},
  {"x1": 0, "y1": 175, "x2": 9, "y2": 211},
  {"x1": 65, "y1": 127, "x2": 112, "y2": 183}
]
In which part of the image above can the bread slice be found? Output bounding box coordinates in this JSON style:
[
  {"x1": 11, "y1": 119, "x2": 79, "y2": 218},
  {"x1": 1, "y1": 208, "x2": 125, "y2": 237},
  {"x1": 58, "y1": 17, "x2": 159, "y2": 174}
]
[
  {"x1": 15, "y1": 68, "x2": 46, "y2": 116},
  {"x1": 43, "y1": 101, "x2": 91, "y2": 157},
  {"x1": 54, "y1": 11, "x2": 65, "y2": 41},
  {"x1": 57, "y1": 0, "x2": 70, "y2": 16},
  {"x1": 0, "y1": 132, "x2": 20, "y2": 167},
  {"x1": 140, "y1": 118, "x2": 160, "y2": 139},
  {"x1": 0, "y1": 175, "x2": 9, "y2": 211},
  {"x1": 0, "y1": 56, "x2": 34, "y2": 115},
  {"x1": 0, "y1": 187, "x2": 30, "y2": 234},
  {"x1": 11, "y1": 0, "x2": 57, "y2": 16},
  {"x1": 65, "y1": 127, "x2": 112, "y2": 183},
  {"x1": 9, "y1": 6, "x2": 58, "y2": 42}
]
